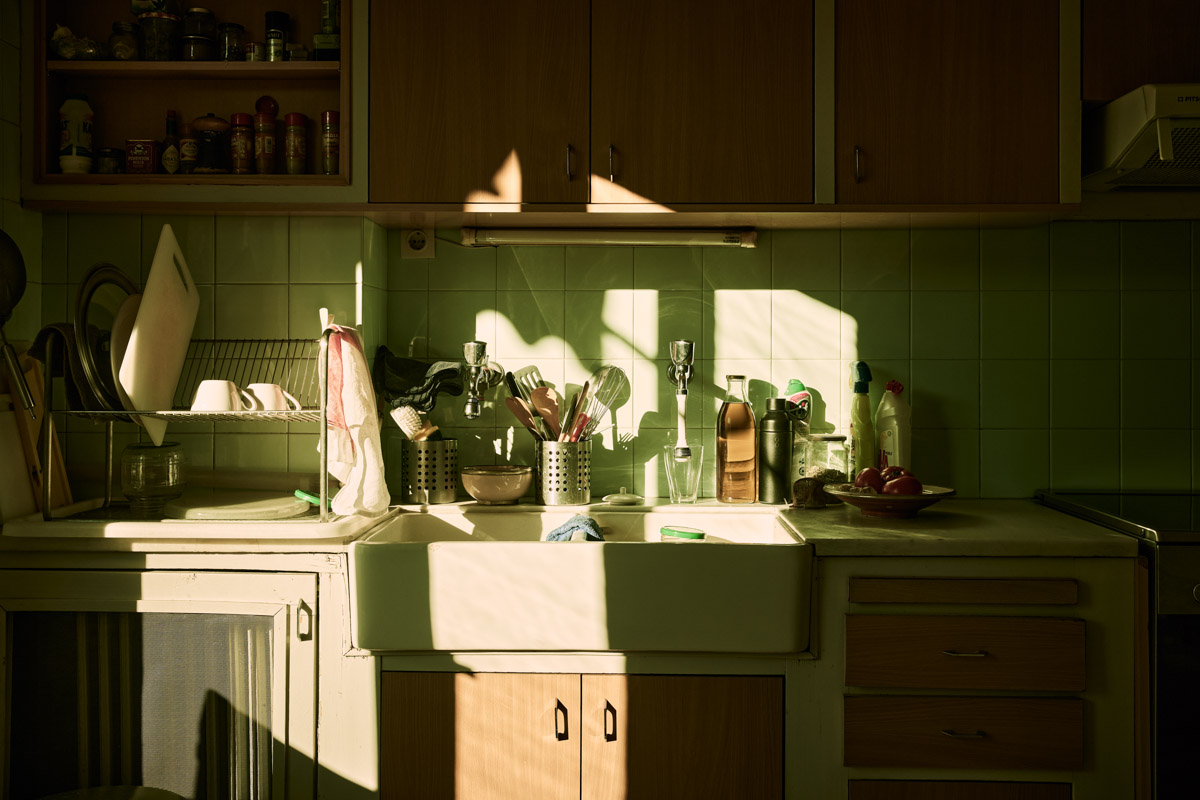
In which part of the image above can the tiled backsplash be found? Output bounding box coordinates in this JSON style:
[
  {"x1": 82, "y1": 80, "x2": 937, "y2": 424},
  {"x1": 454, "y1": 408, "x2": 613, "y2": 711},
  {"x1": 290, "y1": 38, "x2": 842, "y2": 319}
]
[{"x1": 29, "y1": 214, "x2": 1199, "y2": 500}]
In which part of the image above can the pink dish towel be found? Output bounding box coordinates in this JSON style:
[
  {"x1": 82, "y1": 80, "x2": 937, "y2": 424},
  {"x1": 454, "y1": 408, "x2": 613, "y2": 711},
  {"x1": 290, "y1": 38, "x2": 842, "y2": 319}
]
[{"x1": 322, "y1": 323, "x2": 389, "y2": 516}]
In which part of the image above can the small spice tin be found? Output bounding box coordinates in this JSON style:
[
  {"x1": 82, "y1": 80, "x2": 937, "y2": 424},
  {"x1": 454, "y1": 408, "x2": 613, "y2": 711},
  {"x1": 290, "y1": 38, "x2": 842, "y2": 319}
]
[
  {"x1": 125, "y1": 139, "x2": 159, "y2": 174},
  {"x1": 245, "y1": 41, "x2": 264, "y2": 61},
  {"x1": 95, "y1": 148, "x2": 124, "y2": 174}
]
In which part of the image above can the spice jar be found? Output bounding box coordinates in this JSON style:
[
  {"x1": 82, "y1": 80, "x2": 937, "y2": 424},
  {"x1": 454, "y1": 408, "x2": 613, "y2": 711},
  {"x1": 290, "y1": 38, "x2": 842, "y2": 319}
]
[
  {"x1": 178, "y1": 121, "x2": 197, "y2": 173},
  {"x1": 218, "y1": 22, "x2": 244, "y2": 60},
  {"x1": 265, "y1": 10, "x2": 288, "y2": 61},
  {"x1": 229, "y1": 113, "x2": 253, "y2": 174},
  {"x1": 253, "y1": 112, "x2": 276, "y2": 174},
  {"x1": 183, "y1": 7, "x2": 216, "y2": 39},
  {"x1": 180, "y1": 35, "x2": 213, "y2": 61},
  {"x1": 138, "y1": 12, "x2": 181, "y2": 61},
  {"x1": 95, "y1": 148, "x2": 124, "y2": 174},
  {"x1": 320, "y1": 110, "x2": 339, "y2": 175},
  {"x1": 191, "y1": 112, "x2": 229, "y2": 173},
  {"x1": 108, "y1": 21, "x2": 139, "y2": 60},
  {"x1": 245, "y1": 41, "x2": 264, "y2": 61},
  {"x1": 284, "y1": 112, "x2": 307, "y2": 174}
]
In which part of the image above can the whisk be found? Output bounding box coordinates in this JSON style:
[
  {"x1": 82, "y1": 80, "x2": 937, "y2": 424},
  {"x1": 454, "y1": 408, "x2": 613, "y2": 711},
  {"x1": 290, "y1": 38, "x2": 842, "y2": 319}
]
[{"x1": 575, "y1": 365, "x2": 629, "y2": 441}]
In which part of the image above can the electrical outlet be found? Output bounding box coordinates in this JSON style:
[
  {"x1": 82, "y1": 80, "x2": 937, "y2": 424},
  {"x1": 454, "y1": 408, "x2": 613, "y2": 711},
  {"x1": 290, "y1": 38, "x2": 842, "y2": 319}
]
[{"x1": 401, "y1": 228, "x2": 435, "y2": 259}]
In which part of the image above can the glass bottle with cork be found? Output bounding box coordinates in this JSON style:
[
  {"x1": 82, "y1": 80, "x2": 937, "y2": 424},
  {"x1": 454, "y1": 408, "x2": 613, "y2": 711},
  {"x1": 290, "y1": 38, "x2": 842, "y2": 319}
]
[{"x1": 717, "y1": 374, "x2": 757, "y2": 503}]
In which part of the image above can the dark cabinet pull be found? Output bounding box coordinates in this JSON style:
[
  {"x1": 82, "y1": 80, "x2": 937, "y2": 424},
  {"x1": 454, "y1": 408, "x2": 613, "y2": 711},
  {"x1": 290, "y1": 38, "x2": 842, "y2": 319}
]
[
  {"x1": 608, "y1": 144, "x2": 616, "y2": 183},
  {"x1": 941, "y1": 649, "x2": 988, "y2": 657},
  {"x1": 566, "y1": 144, "x2": 574, "y2": 181},
  {"x1": 854, "y1": 145, "x2": 863, "y2": 183},
  {"x1": 604, "y1": 700, "x2": 617, "y2": 742},
  {"x1": 555, "y1": 699, "x2": 569, "y2": 741},
  {"x1": 941, "y1": 729, "x2": 986, "y2": 739}
]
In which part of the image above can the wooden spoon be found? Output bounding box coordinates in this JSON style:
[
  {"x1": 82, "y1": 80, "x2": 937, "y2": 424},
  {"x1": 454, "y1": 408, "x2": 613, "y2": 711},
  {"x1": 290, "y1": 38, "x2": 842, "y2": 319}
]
[
  {"x1": 530, "y1": 386, "x2": 562, "y2": 440},
  {"x1": 505, "y1": 396, "x2": 544, "y2": 441}
]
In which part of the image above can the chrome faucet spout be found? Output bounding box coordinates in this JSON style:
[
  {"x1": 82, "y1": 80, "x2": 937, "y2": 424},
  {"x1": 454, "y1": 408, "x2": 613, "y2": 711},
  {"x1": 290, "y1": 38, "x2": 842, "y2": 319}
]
[
  {"x1": 463, "y1": 340, "x2": 503, "y2": 419},
  {"x1": 667, "y1": 339, "x2": 695, "y2": 395}
]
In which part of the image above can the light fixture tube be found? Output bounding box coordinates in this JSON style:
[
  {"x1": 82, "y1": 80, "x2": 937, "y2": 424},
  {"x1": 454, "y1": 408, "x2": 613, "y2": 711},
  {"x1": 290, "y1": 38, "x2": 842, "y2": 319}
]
[{"x1": 461, "y1": 228, "x2": 757, "y2": 248}]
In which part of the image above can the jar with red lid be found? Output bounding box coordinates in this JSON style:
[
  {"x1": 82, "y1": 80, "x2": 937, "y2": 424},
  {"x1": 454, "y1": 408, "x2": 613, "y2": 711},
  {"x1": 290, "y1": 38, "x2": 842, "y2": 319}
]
[
  {"x1": 284, "y1": 112, "x2": 307, "y2": 174},
  {"x1": 254, "y1": 112, "x2": 276, "y2": 174},
  {"x1": 229, "y1": 113, "x2": 253, "y2": 174}
]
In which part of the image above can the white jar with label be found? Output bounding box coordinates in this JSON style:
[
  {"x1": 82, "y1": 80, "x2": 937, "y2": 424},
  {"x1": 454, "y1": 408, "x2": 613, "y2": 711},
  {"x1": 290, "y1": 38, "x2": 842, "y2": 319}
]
[{"x1": 58, "y1": 93, "x2": 94, "y2": 173}]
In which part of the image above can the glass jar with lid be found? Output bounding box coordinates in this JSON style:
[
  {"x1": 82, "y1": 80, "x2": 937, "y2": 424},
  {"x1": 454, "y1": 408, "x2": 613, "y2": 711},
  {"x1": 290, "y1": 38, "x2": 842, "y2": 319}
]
[
  {"x1": 108, "y1": 21, "x2": 139, "y2": 60},
  {"x1": 183, "y1": 7, "x2": 216, "y2": 39},
  {"x1": 795, "y1": 433, "x2": 848, "y2": 485},
  {"x1": 218, "y1": 22, "x2": 245, "y2": 60},
  {"x1": 138, "y1": 12, "x2": 181, "y2": 60}
]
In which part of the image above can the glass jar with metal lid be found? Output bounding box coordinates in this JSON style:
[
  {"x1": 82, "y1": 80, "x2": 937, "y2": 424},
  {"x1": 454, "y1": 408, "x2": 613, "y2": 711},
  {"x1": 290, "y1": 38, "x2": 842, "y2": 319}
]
[
  {"x1": 108, "y1": 21, "x2": 139, "y2": 60},
  {"x1": 218, "y1": 22, "x2": 244, "y2": 60},
  {"x1": 183, "y1": 7, "x2": 216, "y2": 39},
  {"x1": 794, "y1": 433, "x2": 848, "y2": 485}
]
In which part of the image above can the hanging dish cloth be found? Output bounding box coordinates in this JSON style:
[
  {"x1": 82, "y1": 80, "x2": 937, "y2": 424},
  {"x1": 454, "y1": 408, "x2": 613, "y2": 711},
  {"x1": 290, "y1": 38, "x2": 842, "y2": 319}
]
[
  {"x1": 321, "y1": 320, "x2": 389, "y2": 516},
  {"x1": 372, "y1": 344, "x2": 464, "y2": 413}
]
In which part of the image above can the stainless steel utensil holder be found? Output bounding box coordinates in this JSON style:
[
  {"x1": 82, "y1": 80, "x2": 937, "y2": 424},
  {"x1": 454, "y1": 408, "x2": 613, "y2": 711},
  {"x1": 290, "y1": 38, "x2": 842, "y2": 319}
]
[
  {"x1": 536, "y1": 440, "x2": 591, "y2": 505},
  {"x1": 400, "y1": 439, "x2": 458, "y2": 504}
]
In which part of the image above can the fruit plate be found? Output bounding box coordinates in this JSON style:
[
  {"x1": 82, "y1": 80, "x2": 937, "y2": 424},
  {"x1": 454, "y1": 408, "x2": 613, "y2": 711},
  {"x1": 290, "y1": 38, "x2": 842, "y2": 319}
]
[{"x1": 822, "y1": 485, "x2": 956, "y2": 519}]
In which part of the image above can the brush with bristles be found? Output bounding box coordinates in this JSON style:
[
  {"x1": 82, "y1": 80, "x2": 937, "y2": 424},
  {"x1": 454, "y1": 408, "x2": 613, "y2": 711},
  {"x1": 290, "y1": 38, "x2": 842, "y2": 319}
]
[{"x1": 390, "y1": 405, "x2": 441, "y2": 441}]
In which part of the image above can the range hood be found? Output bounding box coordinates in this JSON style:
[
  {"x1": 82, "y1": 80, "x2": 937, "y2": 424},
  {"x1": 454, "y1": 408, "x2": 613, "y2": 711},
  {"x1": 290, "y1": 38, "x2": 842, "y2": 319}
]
[{"x1": 1084, "y1": 84, "x2": 1200, "y2": 191}]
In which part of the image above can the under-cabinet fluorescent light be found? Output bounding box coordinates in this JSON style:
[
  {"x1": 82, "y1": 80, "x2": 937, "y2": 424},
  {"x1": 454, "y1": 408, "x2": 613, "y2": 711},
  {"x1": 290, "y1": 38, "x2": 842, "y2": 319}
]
[{"x1": 461, "y1": 228, "x2": 757, "y2": 248}]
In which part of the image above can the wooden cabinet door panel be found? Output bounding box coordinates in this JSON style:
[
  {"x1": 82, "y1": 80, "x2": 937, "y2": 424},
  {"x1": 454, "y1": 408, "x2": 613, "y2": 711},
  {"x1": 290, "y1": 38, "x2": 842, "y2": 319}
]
[
  {"x1": 849, "y1": 781, "x2": 1072, "y2": 800},
  {"x1": 381, "y1": 672, "x2": 581, "y2": 800},
  {"x1": 836, "y1": 0, "x2": 1059, "y2": 204},
  {"x1": 844, "y1": 615, "x2": 1085, "y2": 691},
  {"x1": 371, "y1": 1, "x2": 589, "y2": 203},
  {"x1": 591, "y1": 0, "x2": 812, "y2": 204},
  {"x1": 848, "y1": 577, "x2": 1079, "y2": 605},
  {"x1": 582, "y1": 674, "x2": 783, "y2": 800},
  {"x1": 844, "y1": 696, "x2": 1083, "y2": 770}
]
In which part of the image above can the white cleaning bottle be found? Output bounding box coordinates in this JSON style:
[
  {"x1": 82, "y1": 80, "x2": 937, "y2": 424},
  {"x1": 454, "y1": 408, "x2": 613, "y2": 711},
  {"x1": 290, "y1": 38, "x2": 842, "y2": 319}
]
[
  {"x1": 848, "y1": 361, "x2": 874, "y2": 478},
  {"x1": 875, "y1": 380, "x2": 910, "y2": 470}
]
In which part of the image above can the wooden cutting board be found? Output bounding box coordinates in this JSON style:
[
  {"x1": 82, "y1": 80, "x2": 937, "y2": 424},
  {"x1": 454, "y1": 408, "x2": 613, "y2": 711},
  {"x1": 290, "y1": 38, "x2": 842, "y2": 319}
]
[{"x1": 0, "y1": 354, "x2": 72, "y2": 511}]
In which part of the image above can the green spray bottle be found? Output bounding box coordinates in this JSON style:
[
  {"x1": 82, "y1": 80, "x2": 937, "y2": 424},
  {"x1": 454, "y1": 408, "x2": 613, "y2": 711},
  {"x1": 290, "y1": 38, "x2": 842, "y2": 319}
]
[{"x1": 848, "y1": 361, "x2": 875, "y2": 478}]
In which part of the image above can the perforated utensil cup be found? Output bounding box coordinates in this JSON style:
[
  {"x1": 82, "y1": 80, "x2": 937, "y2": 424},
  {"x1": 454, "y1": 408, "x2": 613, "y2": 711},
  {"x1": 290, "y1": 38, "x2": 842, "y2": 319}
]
[
  {"x1": 536, "y1": 440, "x2": 591, "y2": 505},
  {"x1": 400, "y1": 439, "x2": 458, "y2": 504}
]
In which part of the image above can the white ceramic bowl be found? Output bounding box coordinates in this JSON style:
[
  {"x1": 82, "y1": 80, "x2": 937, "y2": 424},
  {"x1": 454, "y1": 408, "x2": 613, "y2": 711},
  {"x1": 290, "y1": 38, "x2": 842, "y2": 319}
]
[{"x1": 461, "y1": 465, "x2": 533, "y2": 505}]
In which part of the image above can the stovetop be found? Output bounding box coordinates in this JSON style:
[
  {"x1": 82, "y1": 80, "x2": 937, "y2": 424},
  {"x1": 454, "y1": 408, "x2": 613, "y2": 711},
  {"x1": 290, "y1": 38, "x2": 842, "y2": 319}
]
[{"x1": 1037, "y1": 491, "x2": 1200, "y2": 544}]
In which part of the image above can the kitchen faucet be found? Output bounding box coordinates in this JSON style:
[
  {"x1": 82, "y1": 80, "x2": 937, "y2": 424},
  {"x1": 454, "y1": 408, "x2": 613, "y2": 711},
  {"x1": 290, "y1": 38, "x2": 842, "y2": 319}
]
[
  {"x1": 666, "y1": 340, "x2": 695, "y2": 459},
  {"x1": 463, "y1": 340, "x2": 503, "y2": 419}
]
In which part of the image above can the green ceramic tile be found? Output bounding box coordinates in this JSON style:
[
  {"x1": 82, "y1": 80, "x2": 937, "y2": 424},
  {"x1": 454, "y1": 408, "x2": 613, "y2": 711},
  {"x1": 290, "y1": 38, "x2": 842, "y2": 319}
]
[
  {"x1": 632, "y1": 427, "x2": 678, "y2": 498},
  {"x1": 0, "y1": 122, "x2": 16, "y2": 203},
  {"x1": 705, "y1": 289, "x2": 772, "y2": 359},
  {"x1": 427, "y1": 290, "x2": 497, "y2": 361},
  {"x1": 215, "y1": 216, "x2": 288, "y2": 283},
  {"x1": 585, "y1": 429, "x2": 636, "y2": 498},
  {"x1": 2, "y1": 201, "x2": 42, "y2": 282},
  {"x1": 1050, "y1": 221, "x2": 1119, "y2": 290},
  {"x1": 1051, "y1": 360, "x2": 1118, "y2": 429},
  {"x1": 214, "y1": 285, "x2": 287, "y2": 338},
  {"x1": 289, "y1": 217, "x2": 362, "y2": 283},
  {"x1": 1122, "y1": 291, "x2": 1189, "y2": 359},
  {"x1": 429, "y1": 229, "x2": 496, "y2": 290},
  {"x1": 633, "y1": 247, "x2": 702, "y2": 290},
  {"x1": 704, "y1": 231, "x2": 771, "y2": 290},
  {"x1": 860, "y1": 360, "x2": 911, "y2": 417},
  {"x1": 911, "y1": 292, "x2": 980, "y2": 359},
  {"x1": 1050, "y1": 430, "x2": 1119, "y2": 492},
  {"x1": 362, "y1": 219, "x2": 387, "y2": 289},
  {"x1": 980, "y1": 225, "x2": 1050, "y2": 290},
  {"x1": 287, "y1": 433, "x2": 320, "y2": 473},
  {"x1": 498, "y1": 246, "x2": 565, "y2": 291},
  {"x1": 564, "y1": 290, "x2": 634, "y2": 360},
  {"x1": 68, "y1": 213, "x2": 141, "y2": 283},
  {"x1": 841, "y1": 291, "x2": 910, "y2": 360},
  {"x1": 980, "y1": 430, "x2": 1049, "y2": 498},
  {"x1": 772, "y1": 229, "x2": 840, "y2": 291},
  {"x1": 362, "y1": 286, "x2": 387, "y2": 357},
  {"x1": 1121, "y1": 221, "x2": 1191, "y2": 290},
  {"x1": 386, "y1": 229, "x2": 428, "y2": 291},
  {"x1": 386, "y1": 291, "x2": 428, "y2": 357},
  {"x1": 842, "y1": 228, "x2": 909, "y2": 290},
  {"x1": 1123, "y1": 429, "x2": 1190, "y2": 491},
  {"x1": 192, "y1": 284, "x2": 214, "y2": 339},
  {"x1": 171, "y1": 433, "x2": 215, "y2": 471},
  {"x1": 1051, "y1": 291, "x2": 1119, "y2": 359},
  {"x1": 1122, "y1": 359, "x2": 1188, "y2": 429},
  {"x1": 910, "y1": 428, "x2": 979, "y2": 497},
  {"x1": 495, "y1": 290, "x2": 564, "y2": 361},
  {"x1": 631, "y1": 290, "x2": 701, "y2": 361},
  {"x1": 565, "y1": 246, "x2": 633, "y2": 290},
  {"x1": 42, "y1": 214, "x2": 68, "y2": 282},
  {"x1": 289, "y1": 284, "x2": 356, "y2": 339},
  {"x1": 773, "y1": 290, "x2": 841, "y2": 361},
  {"x1": 5, "y1": 282, "x2": 38, "y2": 341},
  {"x1": 141, "y1": 215, "x2": 214, "y2": 284},
  {"x1": 451, "y1": 429, "x2": 501, "y2": 471},
  {"x1": 40, "y1": 283, "x2": 66, "y2": 326},
  {"x1": 214, "y1": 432, "x2": 287, "y2": 470},
  {"x1": 909, "y1": 360, "x2": 980, "y2": 429},
  {"x1": 980, "y1": 360, "x2": 1049, "y2": 428},
  {"x1": 910, "y1": 228, "x2": 979, "y2": 290},
  {"x1": 632, "y1": 357, "x2": 706, "y2": 432},
  {"x1": 981, "y1": 291, "x2": 1049, "y2": 359}
]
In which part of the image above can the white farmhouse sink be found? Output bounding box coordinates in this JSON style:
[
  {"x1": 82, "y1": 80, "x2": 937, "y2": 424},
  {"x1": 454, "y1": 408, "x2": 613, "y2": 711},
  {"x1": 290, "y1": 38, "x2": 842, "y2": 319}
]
[{"x1": 349, "y1": 505, "x2": 812, "y2": 653}]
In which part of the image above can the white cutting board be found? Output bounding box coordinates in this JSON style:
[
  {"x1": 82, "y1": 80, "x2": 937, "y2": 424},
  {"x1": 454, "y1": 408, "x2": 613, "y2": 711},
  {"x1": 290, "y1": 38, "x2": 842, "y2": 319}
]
[
  {"x1": 118, "y1": 225, "x2": 198, "y2": 445},
  {"x1": 164, "y1": 491, "x2": 311, "y2": 520}
]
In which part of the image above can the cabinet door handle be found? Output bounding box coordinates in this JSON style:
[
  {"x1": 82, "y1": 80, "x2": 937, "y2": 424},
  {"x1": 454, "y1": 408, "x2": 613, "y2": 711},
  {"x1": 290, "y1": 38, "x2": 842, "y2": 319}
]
[
  {"x1": 555, "y1": 698, "x2": 569, "y2": 741},
  {"x1": 296, "y1": 599, "x2": 313, "y2": 641},
  {"x1": 604, "y1": 700, "x2": 617, "y2": 742},
  {"x1": 566, "y1": 144, "x2": 574, "y2": 181},
  {"x1": 608, "y1": 144, "x2": 615, "y2": 183},
  {"x1": 942, "y1": 649, "x2": 988, "y2": 657},
  {"x1": 941, "y1": 729, "x2": 986, "y2": 739},
  {"x1": 854, "y1": 145, "x2": 863, "y2": 183}
]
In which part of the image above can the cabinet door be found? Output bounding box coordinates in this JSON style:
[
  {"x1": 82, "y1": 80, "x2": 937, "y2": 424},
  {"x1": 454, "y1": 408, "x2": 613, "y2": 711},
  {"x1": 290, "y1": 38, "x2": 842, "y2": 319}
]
[
  {"x1": 370, "y1": 1, "x2": 589, "y2": 203},
  {"x1": 380, "y1": 672, "x2": 581, "y2": 800},
  {"x1": 581, "y1": 674, "x2": 783, "y2": 800},
  {"x1": 836, "y1": 0, "x2": 1059, "y2": 204},
  {"x1": 591, "y1": 0, "x2": 813, "y2": 204}
]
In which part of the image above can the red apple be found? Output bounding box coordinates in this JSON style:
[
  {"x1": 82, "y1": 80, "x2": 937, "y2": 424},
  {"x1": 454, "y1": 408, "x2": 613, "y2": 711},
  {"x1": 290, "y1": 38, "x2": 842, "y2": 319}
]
[
  {"x1": 882, "y1": 475, "x2": 923, "y2": 495},
  {"x1": 880, "y1": 466, "x2": 913, "y2": 482},
  {"x1": 854, "y1": 467, "x2": 884, "y2": 493}
]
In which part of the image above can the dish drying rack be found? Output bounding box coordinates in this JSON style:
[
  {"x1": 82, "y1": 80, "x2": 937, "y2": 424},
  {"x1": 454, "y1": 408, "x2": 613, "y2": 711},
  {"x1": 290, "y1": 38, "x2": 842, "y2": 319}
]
[{"x1": 40, "y1": 333, "x2": 336, "y2": 523}]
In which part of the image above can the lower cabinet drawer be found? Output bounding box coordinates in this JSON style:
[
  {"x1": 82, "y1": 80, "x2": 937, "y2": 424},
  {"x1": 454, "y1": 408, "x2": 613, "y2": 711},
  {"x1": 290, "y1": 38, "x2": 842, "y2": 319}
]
[
  {"x1": 843, "y1": 696, "x2": 1083, "y2": 770},
  {"x1": 848, "y1": 780, "x2": 1072, "y2": 800}
]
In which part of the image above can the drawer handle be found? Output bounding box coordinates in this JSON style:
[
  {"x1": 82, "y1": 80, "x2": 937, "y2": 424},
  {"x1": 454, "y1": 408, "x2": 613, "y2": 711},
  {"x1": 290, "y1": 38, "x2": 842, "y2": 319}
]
[
  {"x1": 941, "y1": 729, "x2": 987, "y2": 739},
  {"x1": 942, "y1": 649, "x2": 988, "y2": 657},
  {"x1": 555, "y1": 698, "x2": 569, "y2": 741},
  {"x1": 604, "y1": 700, "x2": 617, "y2": 742}
]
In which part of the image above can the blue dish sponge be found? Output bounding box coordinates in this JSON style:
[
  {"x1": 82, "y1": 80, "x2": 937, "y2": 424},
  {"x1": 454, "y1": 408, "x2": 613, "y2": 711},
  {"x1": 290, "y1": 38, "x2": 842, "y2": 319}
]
[{"x1": 545, "y1": 515, "x2": 605, "y2": 542}]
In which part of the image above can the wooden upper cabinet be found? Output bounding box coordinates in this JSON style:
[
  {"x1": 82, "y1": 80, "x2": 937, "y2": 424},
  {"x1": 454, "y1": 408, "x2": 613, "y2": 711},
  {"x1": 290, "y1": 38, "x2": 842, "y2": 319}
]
[
  {"x1": 835, "y1": 0, "x2": 1060, "y2": 204},
  {"x1": 369, "y1": 0, "x2": 589, "y2": 204},
  {"x1": 1083, "y1": 0, "x2": 1200, "y2": 102},
  {"x1": 591, "y1": 0, "x2": 813, "y2": 205}
]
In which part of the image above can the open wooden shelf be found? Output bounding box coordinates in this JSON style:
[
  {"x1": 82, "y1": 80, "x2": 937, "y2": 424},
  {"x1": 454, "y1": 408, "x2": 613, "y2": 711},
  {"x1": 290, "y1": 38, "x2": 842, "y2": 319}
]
[{"x1": 46, "y1": 60, "x2": 340, "y2": 80}]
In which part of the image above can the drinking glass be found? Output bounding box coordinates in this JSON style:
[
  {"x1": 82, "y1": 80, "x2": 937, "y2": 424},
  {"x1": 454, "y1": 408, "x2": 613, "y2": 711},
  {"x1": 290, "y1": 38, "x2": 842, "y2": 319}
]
[{"x1": 663, "y1": 444, "x2": 704, "y2": 504}]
